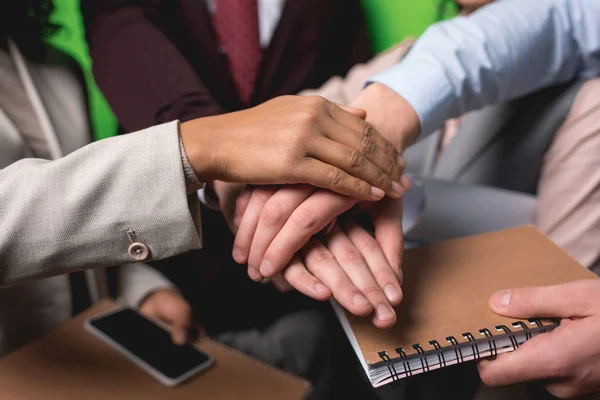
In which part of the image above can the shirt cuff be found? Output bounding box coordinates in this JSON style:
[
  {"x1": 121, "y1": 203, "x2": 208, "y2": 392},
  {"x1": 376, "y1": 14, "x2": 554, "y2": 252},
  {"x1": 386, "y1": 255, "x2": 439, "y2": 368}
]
[
  {"x1": 198, "y1": 186, "x2": 221, "y2": 211},
  {"x1": 118, "y1": 263, "x2": 178, "y2": 308},
  {"x1": 369, "y1": 60, "x2": 456, "y2": 138},
  {"x1": 178, "y1": 135, "x2": 204, "y2": 194}
]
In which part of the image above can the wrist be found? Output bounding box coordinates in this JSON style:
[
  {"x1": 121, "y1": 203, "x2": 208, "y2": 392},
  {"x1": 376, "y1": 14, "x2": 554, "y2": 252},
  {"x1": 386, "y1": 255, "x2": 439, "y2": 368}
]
[
  {"x1": 180, "y1": 118, "x2": 222, "y2": 182},
  {"x1": 352, "y1": 83, "x2": 420, "y2": 153}
]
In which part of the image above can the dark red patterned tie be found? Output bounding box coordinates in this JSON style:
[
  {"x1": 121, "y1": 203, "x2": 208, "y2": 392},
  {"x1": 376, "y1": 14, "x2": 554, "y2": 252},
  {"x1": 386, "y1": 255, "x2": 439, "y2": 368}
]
[{"x1": 212, "y1": 0, "x2": 262, "y2": 104}]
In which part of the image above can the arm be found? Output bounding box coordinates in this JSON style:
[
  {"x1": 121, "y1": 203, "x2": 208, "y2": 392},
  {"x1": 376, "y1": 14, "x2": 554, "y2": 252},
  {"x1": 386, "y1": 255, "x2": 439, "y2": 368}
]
[
  {"x1": 0, "y1": 96, "x2": 409, "y2": 286},
  {"x1": 83, "y1": 0, "x2": 224, "y2": 131},
  {"x1": 367, "y1": 0, "x2": 600, "y2": 139},
  {"x1": 0, "y1": 121, "x2": 202, "y2": 286}
]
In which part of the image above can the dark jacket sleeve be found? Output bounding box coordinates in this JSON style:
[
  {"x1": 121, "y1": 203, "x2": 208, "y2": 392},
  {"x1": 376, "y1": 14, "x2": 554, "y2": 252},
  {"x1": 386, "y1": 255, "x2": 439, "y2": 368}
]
[
  {"x1": 83, "y1": 0, "x2": 225, "y2": 132},
  {"x1": 344, "y1": 0, "x2": 373, "y2": 71}
]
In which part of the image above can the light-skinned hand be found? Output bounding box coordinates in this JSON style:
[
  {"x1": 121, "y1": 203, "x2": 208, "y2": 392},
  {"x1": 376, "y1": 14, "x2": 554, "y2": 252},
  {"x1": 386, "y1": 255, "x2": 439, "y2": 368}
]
[
  {"x1": 478, "y1": 279, "x2": 600, "y2": 399},
  {"x1": 138, "y1": 288, "x2": 193, "y2": 346},
  {"x1": 230, "y1": 184, "x2": 405, "y2": 328}
]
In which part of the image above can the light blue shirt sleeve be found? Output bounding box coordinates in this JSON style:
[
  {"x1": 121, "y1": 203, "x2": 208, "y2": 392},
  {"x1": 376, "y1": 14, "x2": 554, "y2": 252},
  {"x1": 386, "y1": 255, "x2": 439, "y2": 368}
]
[{"x1": 370, "y1": 0, "x2": 600, "y2": 136}]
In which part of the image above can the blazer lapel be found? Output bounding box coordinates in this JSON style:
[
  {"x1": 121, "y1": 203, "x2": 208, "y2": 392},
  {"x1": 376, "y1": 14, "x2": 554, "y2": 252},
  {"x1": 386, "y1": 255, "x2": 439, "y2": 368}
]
[{"x1": 25, "y1": 47, "x2": 92, "y2": 156}]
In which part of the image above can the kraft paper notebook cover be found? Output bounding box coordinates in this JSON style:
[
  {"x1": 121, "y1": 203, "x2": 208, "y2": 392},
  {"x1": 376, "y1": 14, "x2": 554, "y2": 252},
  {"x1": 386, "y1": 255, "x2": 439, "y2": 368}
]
[
  {"x1": 334, "y1": 226, "x2": 597, "y2": 387},
  {"x1": 0, "y1": 300, "x2": 310, "y2": 400}
]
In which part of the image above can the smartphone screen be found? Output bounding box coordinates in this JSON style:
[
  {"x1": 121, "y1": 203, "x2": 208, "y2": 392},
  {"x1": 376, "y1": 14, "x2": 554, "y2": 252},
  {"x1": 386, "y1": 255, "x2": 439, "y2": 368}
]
[{"x1": 87, "y1": 308, "x2": 212, "y2": 382}]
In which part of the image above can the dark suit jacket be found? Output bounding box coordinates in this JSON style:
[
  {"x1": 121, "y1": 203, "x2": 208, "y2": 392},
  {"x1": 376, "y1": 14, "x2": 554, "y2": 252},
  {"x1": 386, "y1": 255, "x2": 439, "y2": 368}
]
[
  {"x1": 82, "y1": 0, "x2": 372, "y2": 337},
  {"x1": 83, "y1": 0, "x2": 372, "y2": 132}
]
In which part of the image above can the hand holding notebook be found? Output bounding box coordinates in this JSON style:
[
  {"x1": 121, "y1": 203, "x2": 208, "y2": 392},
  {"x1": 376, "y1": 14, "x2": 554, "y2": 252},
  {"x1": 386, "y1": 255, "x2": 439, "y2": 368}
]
[
  {"x1": 478, "y1": 279, "x2": 600, "y2": 398},
  {"x1": 334, "y1": 226, "x2": 597, "y2": 388}
]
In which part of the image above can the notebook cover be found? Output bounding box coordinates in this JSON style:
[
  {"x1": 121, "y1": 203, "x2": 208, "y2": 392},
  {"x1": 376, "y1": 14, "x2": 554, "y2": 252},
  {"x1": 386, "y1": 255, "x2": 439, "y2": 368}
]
[
  {"x1": 0, "y1": 300, "x2": 311, "y2": 400},
  {"x1": 346, "y1": 226, "x2": 597, "y2": 365}
]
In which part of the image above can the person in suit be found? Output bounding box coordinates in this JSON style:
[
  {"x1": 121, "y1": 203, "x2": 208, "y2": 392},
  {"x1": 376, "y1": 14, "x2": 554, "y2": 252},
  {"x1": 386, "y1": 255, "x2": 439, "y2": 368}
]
[{"x1": 0, "y1": 0, "x2": 406, "y2": 359}]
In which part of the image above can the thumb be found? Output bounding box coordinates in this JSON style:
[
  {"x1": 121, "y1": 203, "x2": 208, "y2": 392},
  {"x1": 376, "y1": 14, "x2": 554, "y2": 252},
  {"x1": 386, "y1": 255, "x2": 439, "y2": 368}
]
[
  {"x1": 489, "y1": 279, "x2": 599, "y2": 319},
  {"x1": 337, "y1": 104, "x2": 367, "y2": 120}
]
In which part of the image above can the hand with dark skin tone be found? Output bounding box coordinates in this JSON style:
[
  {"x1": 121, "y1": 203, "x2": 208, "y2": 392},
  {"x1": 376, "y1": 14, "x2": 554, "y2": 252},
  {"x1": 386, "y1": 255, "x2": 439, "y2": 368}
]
[{"x1": 180, "y1": 95, "x2": 407, "y2": 201}]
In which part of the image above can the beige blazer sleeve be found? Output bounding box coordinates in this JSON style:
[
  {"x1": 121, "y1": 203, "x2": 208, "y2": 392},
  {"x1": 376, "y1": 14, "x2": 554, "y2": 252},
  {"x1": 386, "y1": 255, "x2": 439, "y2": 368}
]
[{"x1": 0, "y1": 121, "x2": 202, "y2": 286}]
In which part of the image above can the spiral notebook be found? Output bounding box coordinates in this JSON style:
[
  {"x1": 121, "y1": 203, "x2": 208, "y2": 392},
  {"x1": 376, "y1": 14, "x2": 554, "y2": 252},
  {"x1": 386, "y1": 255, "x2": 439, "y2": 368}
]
[{"x1": 334, "y1": 226, "x2": 597, "y2": 387}]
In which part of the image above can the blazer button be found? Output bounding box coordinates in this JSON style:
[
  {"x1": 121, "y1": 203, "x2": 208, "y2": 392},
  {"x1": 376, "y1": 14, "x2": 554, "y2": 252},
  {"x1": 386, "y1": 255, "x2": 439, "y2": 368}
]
[{"x1": 128, "y1": 242, "x2": 150, "y2": 261}]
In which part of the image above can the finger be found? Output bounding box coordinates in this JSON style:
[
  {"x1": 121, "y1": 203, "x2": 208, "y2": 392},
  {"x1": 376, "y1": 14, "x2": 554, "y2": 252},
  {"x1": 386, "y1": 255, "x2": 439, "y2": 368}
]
[
  {"x1": 310, "y1": 136, "x2": 404, "y2": 198},
  {"x1": 298, "y1": 159, "x2": 386, "y2": 201},
  {"x1": 400, "y1": 174, "x2": 412, "y2": 191},
  {"x1": 544, "y1": 382, "x2": 581, "y2": 400},
  {"x1": 327, "y1": 102, "x2": 400, "y2": 163},
  {"x1": 477, "y1": 332, "x2": 562, "y2": 387},
  {"x1": 139, "y1": 300, "x2": 159, "y2": 319},
  {"x1": 270, "y1": 274, "x2": 295, "y2": 292},
  {"x1": 234, "y1": 187, "x2": 254, "y2": 229},
  {"x1": 302, "y1": 239, "x2": 373, "y2": 316},
  {"x1": 247, "y1": 185, "x2": 315, "y2": 271},
  {"x1": 489, "y1": 280, "x2": 600, "y2": 320},
  {"x1": 259, "y1": 191, "x2": 356, "y2": 277},
  {"x1": 171, "y1": 327, "x2": 188, "y2": 346},
  {"x1": 327, "y1": 104, "x2": 406, "y2": 188},
  {"x1": 320, "y1": 113, "x2": 405, "y2": 183},
  {"x1": 325, "y1": 226, "x2": 396, "y2": 328},
  {"x1": 157, "y1": 294, "x2": 192, "y2": 331},
  {"x1": 337, "y1": 104, "x2": 367, "y2": 120},
  {"x1": 281, "y1": 255, "x2": 331, "y2": 300},
  {"x1": 344, "y1": 222, "x2": 402, "y2": 305},
  {"x1": 370, "y1": 198, "x2": 404, "y2": 283},
  {"x1": 232, "y1": 186, "x2": 278, "y2": 277}
]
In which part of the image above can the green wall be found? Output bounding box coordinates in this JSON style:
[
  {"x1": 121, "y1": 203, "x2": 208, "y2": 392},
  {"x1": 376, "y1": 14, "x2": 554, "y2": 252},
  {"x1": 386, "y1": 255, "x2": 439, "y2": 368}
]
[
  {"x1": 49, "y1": 0, "x2": 116, "y2": 140},
  {"x1": 362, "y1": 0, "x2": 457, "y2": 52},
  {"x1": 49, "y1": 0, "x2": 456, "y2": 140}
]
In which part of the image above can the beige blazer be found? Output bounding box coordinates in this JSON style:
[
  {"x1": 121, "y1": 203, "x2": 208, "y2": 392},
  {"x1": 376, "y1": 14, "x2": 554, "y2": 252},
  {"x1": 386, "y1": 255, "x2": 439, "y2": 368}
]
[
  {"x1": 0, "y1": 43, "x2": 199, "y2": 355},
  {"x1": 0, "y1": 44, "x2": 202, "y2": 285}
]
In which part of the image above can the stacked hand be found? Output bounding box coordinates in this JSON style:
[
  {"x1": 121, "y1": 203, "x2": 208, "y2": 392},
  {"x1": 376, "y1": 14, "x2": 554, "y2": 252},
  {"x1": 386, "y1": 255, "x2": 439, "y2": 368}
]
[
  {"x1": 228, "y1": 184, "x2": 408, "y2": 328},
  {"x1": 207, "y1": 87, "x2": 420, "y2": 328},
  {"x1": 479, "y1": 279, "x2": 600, "y2": 399},
  {"x1": 180, "y1": 95, "x2": 406, "y2": 201}
]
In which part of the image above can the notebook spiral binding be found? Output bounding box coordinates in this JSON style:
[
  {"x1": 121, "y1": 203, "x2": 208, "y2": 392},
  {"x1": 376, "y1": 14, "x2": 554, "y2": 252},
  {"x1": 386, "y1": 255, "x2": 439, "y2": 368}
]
[{"x1": 377, "y1": 318, "x2": 559, "y2": 381}]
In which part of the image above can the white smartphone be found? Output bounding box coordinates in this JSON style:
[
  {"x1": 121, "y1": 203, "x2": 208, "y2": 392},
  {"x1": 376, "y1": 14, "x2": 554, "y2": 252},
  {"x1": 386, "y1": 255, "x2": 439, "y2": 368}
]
[{"x1": 85, "y1": 307, "x2": 214, "y2": 387}]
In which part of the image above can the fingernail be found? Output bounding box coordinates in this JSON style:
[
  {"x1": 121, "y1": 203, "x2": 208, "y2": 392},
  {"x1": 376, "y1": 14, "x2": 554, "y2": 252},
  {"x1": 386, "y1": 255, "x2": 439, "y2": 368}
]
[
  {"x1": 353, "y1": 293, "x2": 371, "y2": 308},
  {"x1": 490, "y1": 290, "x2": 511, "y2": 312},
  {"x1": 401, "y1": 174, "x2": 412, "y2": 191},
  {"x1": 391, "y1": 181, "x2": 404, "y2": 196},
  {"x1": 248, "y1": 268, "x2": 263, "y2": 281},
  {"x1": 260, "y1": 259, "x2": 274, "y2": 276},
  {"x1": 371, "y1": 186, "x2": 385, "y2": 199},
  {"x1": 384, "y1": 284, "x2": 401, "y2": 303},
  {"x1": 173, "y1": 330, "x2": 187, "y2": 346},
  {"x1": 232, "y1": 246, "x2": 243, "y2": 262},
  {"x1": 376, "y1": 304, "x2": 395, "y2": 322},
  {"x1": 314, "y1": 283, "x2": 329, "y2": 296},
  {"x1": 396, "y1": 154, "x2": 406, "y2": 169}
]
